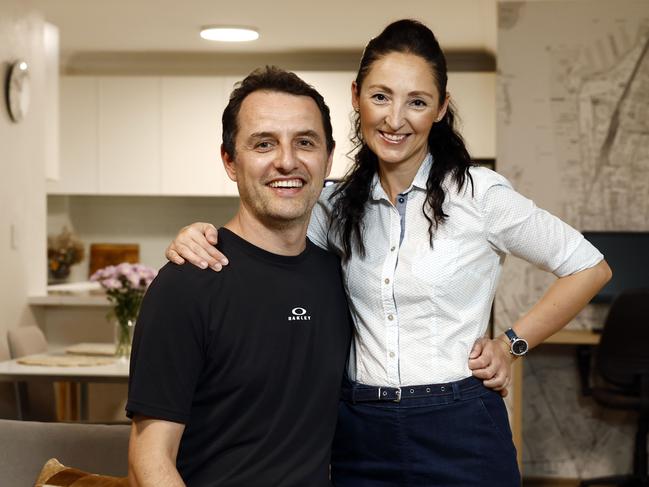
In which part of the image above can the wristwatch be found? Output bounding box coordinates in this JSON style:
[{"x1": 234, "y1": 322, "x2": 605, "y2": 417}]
[{"x1": 504, "y1": 328, "x2": 529, "y2": 356}]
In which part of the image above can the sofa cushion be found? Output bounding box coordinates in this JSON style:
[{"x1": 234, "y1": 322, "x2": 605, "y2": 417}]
[{"x1": 35, "y1": 458, "x2": 128, "y2": 486}]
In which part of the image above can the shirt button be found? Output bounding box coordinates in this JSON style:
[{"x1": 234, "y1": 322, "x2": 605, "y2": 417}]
[
  {"x1": 390, "y1": 246, "x2": 396, "y2": 252},
  {"x1": 389, "y1": 351, "x2": 395, "y2": 358},
  {"x1": 384, "y1": 278, "x2": 390, "y2": 284},
  {"x1": 387, "y1": 314, "x2": 394, "y2": 321},
  {"x1": 398, "y1": 197, "x2": 405, "y2": 203}
]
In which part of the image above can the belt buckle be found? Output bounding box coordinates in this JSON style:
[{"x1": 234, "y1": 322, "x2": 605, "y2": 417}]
[{"x1": 377, "y1": 387, "x2": 401, "y2": 403}]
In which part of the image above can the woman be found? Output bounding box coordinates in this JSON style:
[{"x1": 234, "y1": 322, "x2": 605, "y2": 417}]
[{"x1": 165, "y1": 20, "x2": 611, "y2": 486}]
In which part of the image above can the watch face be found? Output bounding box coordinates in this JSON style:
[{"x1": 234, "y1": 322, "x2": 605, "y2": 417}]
[{"x1": 512, "y1": 339, "x2": 528, "y2": 356}]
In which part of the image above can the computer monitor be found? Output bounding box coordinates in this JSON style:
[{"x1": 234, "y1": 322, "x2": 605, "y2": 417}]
[{"x1": 582, "y1": 231, "x2": 649, "y2": 303}]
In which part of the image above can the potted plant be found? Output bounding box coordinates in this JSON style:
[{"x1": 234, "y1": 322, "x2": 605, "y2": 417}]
[{"x1": 47, "y1": 227, "x2": 85, "y2": 282}]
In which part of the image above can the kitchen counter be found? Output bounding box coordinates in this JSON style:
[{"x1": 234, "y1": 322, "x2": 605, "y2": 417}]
[
  {"x1": 29, "y1": 281, "x2": 110, "y2": 307},
  {"x1": 28, "y1": 294, "x2": 110, "y2": 307}
]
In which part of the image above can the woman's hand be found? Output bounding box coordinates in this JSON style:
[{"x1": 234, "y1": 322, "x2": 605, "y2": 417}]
[
  {"x1": 468, "y1": 337, "x2": 515, "y2": 397},
  {"x1": 165, "y1": 222, "x2": 228, "y2": 271}
]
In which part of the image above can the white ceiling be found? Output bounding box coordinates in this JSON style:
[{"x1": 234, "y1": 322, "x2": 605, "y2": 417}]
[{"x1": 32, "y1": 0, "x2": 498, "y2": 56}]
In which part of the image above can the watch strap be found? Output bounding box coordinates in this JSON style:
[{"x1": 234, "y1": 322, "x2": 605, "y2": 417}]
[{"x1": 504, "y1": 328, "x2": 518, "y2": 343}]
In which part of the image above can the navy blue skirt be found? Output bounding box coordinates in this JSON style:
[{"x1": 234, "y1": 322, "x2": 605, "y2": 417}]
[{"x1": 330, "y1": 376, "x2": 521, "y2": 487}]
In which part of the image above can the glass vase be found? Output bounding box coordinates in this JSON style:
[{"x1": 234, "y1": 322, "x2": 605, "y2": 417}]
[{"x1": 114, "y1": 318, "x2": 135, "y2": 360}]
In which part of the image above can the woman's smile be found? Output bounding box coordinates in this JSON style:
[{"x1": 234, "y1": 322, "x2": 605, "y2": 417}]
[{"x1": 378, "y1": 131, "x2": 409, "y2": 144}]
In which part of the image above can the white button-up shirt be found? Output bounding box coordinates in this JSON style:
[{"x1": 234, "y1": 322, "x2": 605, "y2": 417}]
[{"x1": 309, "y1": 154, "x2": 603, "y2": 386}]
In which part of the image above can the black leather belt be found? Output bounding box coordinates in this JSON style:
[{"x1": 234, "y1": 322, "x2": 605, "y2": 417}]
[{"x1": 341, "y1": 376, "x2": 482, "y2": 404}]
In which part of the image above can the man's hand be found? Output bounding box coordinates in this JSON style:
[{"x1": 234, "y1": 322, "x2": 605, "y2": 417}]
[
  {"x1": 468, "y1": 336, "x2": 515, "y2": 398},
  {"x1": 165, "y1": 222, "x2": 227, "y2": 271}
]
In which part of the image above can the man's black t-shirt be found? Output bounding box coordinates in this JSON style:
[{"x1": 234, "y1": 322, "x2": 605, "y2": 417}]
[{"x1": 126, "y1": 228, "x2": 352, "y2": 487}]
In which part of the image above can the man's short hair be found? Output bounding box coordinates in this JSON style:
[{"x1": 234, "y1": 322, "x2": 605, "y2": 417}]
[{"x1": 222, "y1": 66, "x2": 335, "y2": 158}]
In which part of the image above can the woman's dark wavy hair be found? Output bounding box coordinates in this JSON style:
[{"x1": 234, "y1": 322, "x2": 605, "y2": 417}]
[{"x1": 330, "y1": 19, "x2": 474, "y2": 260}]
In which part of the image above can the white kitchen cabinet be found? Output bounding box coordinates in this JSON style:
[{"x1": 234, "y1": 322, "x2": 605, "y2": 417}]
[
  {"x1": 98, "y1": 77, "x2": 161, "y2": 194},
  {"x1": 47, "y1": 77, "x2": 99, "y2": 194},
  {"x1": 51, "y1": 72, "x2": 495, "y2": 196},
  {"x1": 160, "y1": 77, "x2": 233, "y2": 196},
  {"x1": 295, "y1": 71, "x2": 356, "y2": 180},
  {"x1": 160, "y1": 72, "x2": 358, "y2": 193}
]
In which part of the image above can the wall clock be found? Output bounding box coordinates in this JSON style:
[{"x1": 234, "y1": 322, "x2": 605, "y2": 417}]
[{"x1": 5, "y1": 60, "x2": 30, "y2": 123}]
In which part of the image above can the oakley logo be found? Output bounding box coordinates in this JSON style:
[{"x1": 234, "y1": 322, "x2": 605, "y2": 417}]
[{"x1": 288, "y1": 307, "x2": 311, "y2": 321}]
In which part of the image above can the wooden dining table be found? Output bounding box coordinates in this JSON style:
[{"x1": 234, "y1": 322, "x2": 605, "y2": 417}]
[{"x1": 0, "y1": 343, "x2": 130, "y2": 421}]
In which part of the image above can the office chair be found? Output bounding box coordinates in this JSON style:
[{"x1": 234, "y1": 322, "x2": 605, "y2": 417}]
[{"x1": 580, "y1": 289, "x2": 649, "y2": 487}]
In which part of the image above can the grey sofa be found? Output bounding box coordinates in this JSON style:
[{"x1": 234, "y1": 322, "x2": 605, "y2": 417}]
[{"x1": 0, "y1": 419, "x2": 130, "y2": 485}]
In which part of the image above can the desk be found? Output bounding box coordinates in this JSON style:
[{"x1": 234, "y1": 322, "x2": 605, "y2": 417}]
[
  {"x1": 0, "y1": 351, "x2": 129, "y2": 421},
  {"x1": 544, "y1": 329, "x2": 601, "y2": 345},
  {"x1": 511, "y1": 328, "x2": 602, "y2": 468}
]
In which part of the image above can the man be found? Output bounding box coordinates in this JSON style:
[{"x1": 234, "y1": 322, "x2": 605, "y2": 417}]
[{"x1": 126, "y1": 67, "x2": 351, "y2": 487}]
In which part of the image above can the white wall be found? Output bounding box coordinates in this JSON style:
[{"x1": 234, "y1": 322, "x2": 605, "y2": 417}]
[{"x1": 0, "y1": 0, "x2": 50, "y2": 416}]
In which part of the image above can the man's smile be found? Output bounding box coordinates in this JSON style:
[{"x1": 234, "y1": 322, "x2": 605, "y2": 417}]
[{"x1": 268, "y1": 178, "x2": 305, "y2": 189}]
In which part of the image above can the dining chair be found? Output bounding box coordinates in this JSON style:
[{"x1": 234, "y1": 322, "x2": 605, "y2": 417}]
[
  {"x1": 7, "y1": 325, "x2": 48, "y2": 357},
  {"x1": 6, "y1": 326, "x2": 57, "y2": 421},
  {"x1": 0, "y1": 336, "x2": 9, "y2": 361},
  {"x1": 0, "y1": 337, "x2": 18, "y2": 419}
]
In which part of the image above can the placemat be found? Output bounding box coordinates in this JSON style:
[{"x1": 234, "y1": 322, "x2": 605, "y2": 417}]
[
  {"x1": 65, "y1": 342, "x2": 116, "y2": 356},
  {"x1": 17, "y1": 354, "x2": 116, "y2": 367}
]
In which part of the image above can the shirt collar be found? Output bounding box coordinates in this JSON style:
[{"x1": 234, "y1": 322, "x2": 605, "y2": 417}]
[{"x1": 370, "y1": 153, "x2": 433, "y2": 201}]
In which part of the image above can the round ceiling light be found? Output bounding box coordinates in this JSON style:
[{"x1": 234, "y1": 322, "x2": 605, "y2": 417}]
[{"x1": 200, "y1": 26, "x2": 259, "y2": 42}]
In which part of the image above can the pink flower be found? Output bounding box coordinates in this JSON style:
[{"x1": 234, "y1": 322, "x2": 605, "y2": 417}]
[
  {"x1": 127, "y1": 272, "x2": 142, "y2": 289},
  {"x1": 116, "y1": 262, "x2": 132, "y2": 275},
  {"x1": 91, "y1": 265, "x2": 117, "y2": 282},
  {"x1": 103, "y1": 278, "x2": 122, "y2": 290},
  {"x1": 92, "y1": 262, "x2": 157, "y2": 326},
  {"x1": 94, "y1": 264, "x2": 156, "y2": 289}
]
